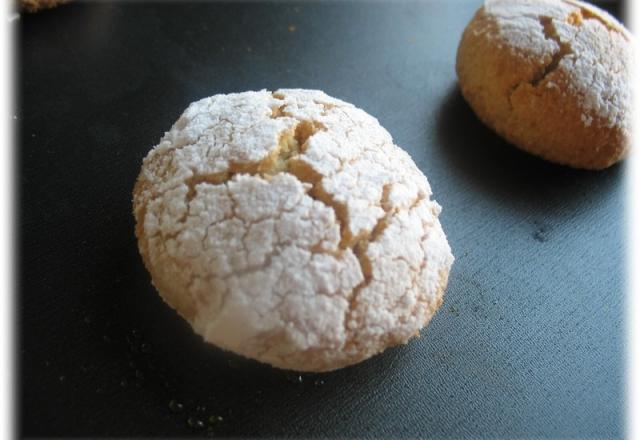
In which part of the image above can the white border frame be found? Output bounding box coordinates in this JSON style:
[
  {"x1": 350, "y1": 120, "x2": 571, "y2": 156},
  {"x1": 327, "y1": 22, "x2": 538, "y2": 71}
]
[
  {"x1": 1, "y1": 1, "x2": 636, "y2": 439},
  {"x1": 1, "y1": 1, "x2": 16, "y2": 439}
]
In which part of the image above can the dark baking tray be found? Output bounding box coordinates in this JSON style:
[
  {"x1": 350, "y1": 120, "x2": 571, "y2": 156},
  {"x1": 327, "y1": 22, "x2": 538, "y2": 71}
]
[{"x1": 18, "y1": 1, "x2": 625, "y2": 437}]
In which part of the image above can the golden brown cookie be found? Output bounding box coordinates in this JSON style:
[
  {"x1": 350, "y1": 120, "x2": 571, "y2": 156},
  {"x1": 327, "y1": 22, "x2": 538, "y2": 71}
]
[
  {"x1": 19, "y1": 0, "x2": 71, "y2": 12},
  {"x1": 456, "y1": 0, "x2": 633, "y2": 169}
]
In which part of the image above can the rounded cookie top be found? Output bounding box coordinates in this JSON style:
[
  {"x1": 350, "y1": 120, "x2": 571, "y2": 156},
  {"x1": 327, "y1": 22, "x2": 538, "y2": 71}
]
[
  {"x1": 133, "y1": 89, "x2": 453, "y2": 372},
  {"x1": 456, "y1": 0, "x2": 633, "y2": 169}
]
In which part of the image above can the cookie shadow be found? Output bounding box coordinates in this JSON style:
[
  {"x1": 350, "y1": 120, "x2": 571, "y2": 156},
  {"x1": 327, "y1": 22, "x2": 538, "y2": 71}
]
[
  {"x1": 434, "y1": 85, "x2": 624, "y2": 216},
  {"x1": 127, "y1": 273, "x2": 411, "y2": 436}
]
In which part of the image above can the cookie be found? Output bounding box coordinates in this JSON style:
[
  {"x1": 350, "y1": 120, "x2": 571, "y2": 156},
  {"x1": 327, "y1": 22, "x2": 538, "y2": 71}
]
[
  {"x1": 456, "y1": 0, "x2": 633, "y2": 169},
  {"x1": 19, "y1": 0, "x2": 71, "y2": 12},
  {"x1": 133, "y1": 89, "x2": 454, "y2": 372}
]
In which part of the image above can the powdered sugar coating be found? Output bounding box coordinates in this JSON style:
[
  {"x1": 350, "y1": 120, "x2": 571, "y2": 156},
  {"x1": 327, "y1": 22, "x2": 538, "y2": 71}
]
[
  {"x1": 133, "y1": 89, "x2": 454, "y2": 372},
  {"x1": 484, "y1": 0, "x2": 632, "y2": 131}
]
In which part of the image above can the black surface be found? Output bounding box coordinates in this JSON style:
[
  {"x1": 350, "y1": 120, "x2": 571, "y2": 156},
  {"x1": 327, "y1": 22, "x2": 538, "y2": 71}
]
[{"x1": 19, "y1": 1, "x2": 626, "y2": 438}]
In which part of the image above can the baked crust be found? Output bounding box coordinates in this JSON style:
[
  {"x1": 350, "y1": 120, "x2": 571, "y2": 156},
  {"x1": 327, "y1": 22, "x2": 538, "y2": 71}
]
[{"x1": 456, "y1": 0, "x2": 633, "y2": 169}]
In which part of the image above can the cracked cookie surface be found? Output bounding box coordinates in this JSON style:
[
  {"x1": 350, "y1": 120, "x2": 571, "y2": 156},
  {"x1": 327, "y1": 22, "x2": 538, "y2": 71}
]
[
  {"x1": 456, "y1": 0, "x2": 633, "y2": 169},
  {"x1": 133, "y1": 89, "x2": 454, "y2": 372}
]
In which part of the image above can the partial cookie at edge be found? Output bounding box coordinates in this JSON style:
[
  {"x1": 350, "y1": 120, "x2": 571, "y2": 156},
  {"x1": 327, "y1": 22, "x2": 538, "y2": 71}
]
[{"x1": 456, "y1": 0, "x2": 633, "y2": 169}]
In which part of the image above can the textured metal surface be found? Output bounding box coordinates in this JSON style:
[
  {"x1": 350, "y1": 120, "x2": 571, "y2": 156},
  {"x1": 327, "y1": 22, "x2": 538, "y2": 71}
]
[{"x1": 19, "y1": 1, "x2": 625, "y2": 437}]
